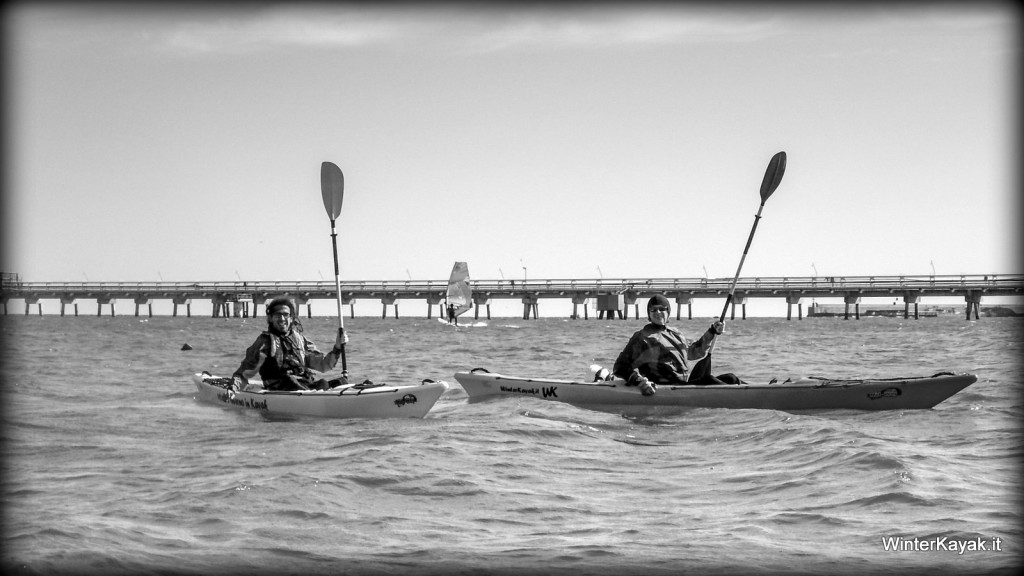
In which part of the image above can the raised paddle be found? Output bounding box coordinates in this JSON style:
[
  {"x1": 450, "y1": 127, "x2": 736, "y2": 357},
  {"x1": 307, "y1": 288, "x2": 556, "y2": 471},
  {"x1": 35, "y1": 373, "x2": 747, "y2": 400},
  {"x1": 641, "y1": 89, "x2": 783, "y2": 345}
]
[
  {"x1": 691, "y1": 151, "x2": 786, "y2": 382},
  {"x1": 719, "y1": 151, "x2": 787, "y2": 322},
  {"x1": 321, "y1": 161, "x2": 347, "y2": 375}
]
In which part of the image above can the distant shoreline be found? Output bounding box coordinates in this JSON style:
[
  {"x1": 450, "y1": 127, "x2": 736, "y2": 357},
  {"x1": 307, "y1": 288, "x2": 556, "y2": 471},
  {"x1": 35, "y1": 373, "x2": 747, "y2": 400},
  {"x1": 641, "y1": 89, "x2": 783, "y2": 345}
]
[{"x1": 807, "y1": 303, "x2": 1021, "y2": 318}]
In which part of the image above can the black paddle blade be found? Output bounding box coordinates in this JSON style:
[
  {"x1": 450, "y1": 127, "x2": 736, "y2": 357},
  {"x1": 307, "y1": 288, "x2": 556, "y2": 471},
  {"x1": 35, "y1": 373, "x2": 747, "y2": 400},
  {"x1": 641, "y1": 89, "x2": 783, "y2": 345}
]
[
  {"x1": 321, "y1": 161, "x2": 344, "y2": 220},
  {"x1": 759, "y1": 151, "x2": 786, "y2": 202}
]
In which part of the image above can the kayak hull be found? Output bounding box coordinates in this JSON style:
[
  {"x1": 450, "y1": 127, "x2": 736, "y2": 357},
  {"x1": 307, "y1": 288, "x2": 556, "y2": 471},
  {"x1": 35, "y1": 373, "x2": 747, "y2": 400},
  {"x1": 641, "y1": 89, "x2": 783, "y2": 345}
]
[
  {"x1": 193, "y1": 373, "x2": 449, "y2": 419},
  {"x1": 453, "y1": 370, "x2": 977, "y2": 411}
]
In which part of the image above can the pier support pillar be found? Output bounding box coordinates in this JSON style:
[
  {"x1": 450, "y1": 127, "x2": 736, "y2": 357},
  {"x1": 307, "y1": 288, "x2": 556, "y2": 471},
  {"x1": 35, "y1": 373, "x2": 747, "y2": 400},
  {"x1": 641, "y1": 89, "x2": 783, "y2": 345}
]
[
  {"x1": 571, "y1": 295, "x2": 589, "y2": 319},
  {"x1": 134, "y1": 297, "x2": 153, "y2": 317},
  {"x1": 623, "y1": 293, "x2": 639, "y2": 319},
  {"x1": 596, "y1": 294, "x2": 623, "y2": 319},
  {"x1": 253, "y1": 297, "x2": 266, "y2": 318},
  {"x1": 903, "y1": 291, "x2": 921, "y2": 320},
  {"x1": 60, "y1": 296, "x2": 78, "y2": 317},
  {"x1": 732, "y1": 294, "x2": 748, "y2": 320},
  {"x1": 674, "y1": 297, "x2": 693, "y2": 320},
  {"x1": 965, "y1": 291, "x2": 982, "y2": 320},
  {"x1": 473, "y1": 295, "x2": 492, "y2": 320},
  {"x1": 96, "y1": 297, "x2": 116, "y2": 317},
  {"x1": 291, "y1": 295, "x2": 311, "y2": 319},
  {"x1": 210, "y1": 297, "x2": 227, "y2": 318},
  {"x1": 844, "y1": 294, "x2": 862, "y2": 320},
  {"x1": 380, "y1": 294, "x2": 398, "y2": 319},
  {"x1": 236, "y1": 295, "x2": 253, "y2": 318},
  {"x1": 426, "y1": 293, "x2": 442, "y2": 319},
  {"x1": 172, "y1": 296, "x2": 192, "y2": 317},
  {"x1": 337, "y1": 295, "x2": 355, "y2": 319},
  {"x1": 25, "y1": 297, "x2": 41, "y2": 315},
  {"x1": 521, "y1": 294, "x2": 539, "y2": 320},
  {"x1": 786, "y1": 294, "x2": 804, "y2": 321}
]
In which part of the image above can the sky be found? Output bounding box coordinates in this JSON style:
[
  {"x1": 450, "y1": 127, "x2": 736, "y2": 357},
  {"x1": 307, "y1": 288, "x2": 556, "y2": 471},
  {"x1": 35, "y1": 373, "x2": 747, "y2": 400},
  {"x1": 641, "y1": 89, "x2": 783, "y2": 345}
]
[{"x1": 2, "y1": 2, "x2": 1020, "y2": 303}]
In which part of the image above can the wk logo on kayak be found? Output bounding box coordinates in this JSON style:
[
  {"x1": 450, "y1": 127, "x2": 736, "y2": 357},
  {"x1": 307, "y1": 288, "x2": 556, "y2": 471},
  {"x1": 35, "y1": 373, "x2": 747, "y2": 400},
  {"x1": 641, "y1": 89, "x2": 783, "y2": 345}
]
[
  {"x1": 498, "y1": 385, "x2": 558, "y2": 398},
  {"x1": 394, "y1": 394, "x2": 417, "y2": 407}
]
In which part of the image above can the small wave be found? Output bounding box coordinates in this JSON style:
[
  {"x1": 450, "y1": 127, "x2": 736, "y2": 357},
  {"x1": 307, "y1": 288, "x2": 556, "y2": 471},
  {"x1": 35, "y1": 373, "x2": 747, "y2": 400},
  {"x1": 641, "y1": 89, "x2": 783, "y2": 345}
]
[
  {"x1": 472, "y1": 516, "x2": 532, "y2": 527},
  {"x1": 836, "y1": 490, "x2": 943, "y2": 508},
  {"x1": 769, "y1": 511, "x2": 847, "y2": 527},
  {"x1": 552, "y1": 546, "x2": 624, "y2": 562},
  {"x1": 276, "y1": 509, "x2": 332, "y2": 521},
  {"x1": 344, "y1": 474, "x2": 405, "y2": 489}
]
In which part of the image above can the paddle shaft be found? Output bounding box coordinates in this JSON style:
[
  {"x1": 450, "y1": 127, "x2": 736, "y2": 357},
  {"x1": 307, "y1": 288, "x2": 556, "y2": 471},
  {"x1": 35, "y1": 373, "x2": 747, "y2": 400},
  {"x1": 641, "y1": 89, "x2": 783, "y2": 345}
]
[
  {"x1": 698, "y1": 151, "x2": 784, "y2": 375},
  {"x1": 329, "y1": 218, "x2": 347, "y2": 373},
  {"x1": 719, "y1": 201, "x2": 767, "y2": 323}
]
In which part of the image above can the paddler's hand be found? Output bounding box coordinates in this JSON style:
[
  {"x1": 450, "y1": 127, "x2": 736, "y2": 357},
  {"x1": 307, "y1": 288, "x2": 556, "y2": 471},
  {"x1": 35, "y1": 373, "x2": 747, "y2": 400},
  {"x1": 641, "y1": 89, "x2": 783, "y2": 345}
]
[
  {"x1": 332, "y1": 329, "x2": 349, "y2": 352},
  {"x1": 231, "y1": 376, "x2": 244, "y2": 391},
  {"x1": 710, "y1": 321, "x2": 724, "y2": 335},
  {"x1": 626, "y1": 369, "x2": 657, "y2": 396}
]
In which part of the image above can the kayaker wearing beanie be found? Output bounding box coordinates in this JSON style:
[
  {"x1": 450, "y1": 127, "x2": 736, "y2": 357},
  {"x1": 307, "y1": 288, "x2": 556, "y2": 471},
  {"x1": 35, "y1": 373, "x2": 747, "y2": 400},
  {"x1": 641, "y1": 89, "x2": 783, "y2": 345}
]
[
  {"x1": 612, "y1": 294, "x2": 740, "y2": 395},
  {"x1": 232, "y1": 296, "x2": 348, "y2": 391}
]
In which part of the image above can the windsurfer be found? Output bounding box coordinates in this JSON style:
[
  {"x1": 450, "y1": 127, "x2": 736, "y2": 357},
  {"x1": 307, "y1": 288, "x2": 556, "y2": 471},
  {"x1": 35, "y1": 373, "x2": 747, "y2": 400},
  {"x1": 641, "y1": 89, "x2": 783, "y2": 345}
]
[{"x1": 445, "y1": 262, "x2": 471, "y2": 326}]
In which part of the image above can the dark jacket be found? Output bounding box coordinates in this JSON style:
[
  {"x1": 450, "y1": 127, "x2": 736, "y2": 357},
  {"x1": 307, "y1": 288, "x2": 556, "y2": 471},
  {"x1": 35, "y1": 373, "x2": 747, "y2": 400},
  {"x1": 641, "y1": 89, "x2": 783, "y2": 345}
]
[{"x1": 613, "y1": 323, "x2": 716, "y2": 384}]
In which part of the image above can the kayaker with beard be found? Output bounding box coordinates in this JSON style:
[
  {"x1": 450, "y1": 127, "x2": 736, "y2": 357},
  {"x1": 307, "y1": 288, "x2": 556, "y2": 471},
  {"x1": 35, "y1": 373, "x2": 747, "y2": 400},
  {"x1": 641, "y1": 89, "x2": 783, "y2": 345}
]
[
  {"x1": 612, "y1": 294, "x2": 742, "y2": 395},
  {"x1": 232, "y1": 297, "x2": 348, "y2": 391}
]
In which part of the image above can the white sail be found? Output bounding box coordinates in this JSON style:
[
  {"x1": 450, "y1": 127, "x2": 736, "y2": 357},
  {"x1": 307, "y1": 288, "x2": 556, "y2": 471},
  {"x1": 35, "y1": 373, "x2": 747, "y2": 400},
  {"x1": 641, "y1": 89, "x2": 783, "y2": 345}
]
[{"x1": 446, "y1": 262, "x2": 472, "y2": 318}]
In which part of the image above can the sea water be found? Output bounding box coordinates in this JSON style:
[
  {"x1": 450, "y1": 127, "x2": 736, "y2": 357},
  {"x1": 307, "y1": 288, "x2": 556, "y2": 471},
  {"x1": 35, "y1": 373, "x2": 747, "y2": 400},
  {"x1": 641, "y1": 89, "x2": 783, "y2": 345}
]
[{"x1": 1, "y1": 315, "x2": 1020, "y2": 575}]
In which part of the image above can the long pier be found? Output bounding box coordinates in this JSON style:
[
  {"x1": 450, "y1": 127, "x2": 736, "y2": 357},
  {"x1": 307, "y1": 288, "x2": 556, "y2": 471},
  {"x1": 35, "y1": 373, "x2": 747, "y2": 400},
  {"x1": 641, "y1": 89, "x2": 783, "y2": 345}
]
[{"x1": 2, "y1": 273, "x2": 1021, "y2": 320}]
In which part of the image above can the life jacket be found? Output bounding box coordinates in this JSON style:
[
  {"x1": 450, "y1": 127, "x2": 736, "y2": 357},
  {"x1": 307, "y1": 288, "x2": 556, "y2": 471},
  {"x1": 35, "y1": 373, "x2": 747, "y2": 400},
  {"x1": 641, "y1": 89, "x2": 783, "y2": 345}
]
[{"x1": 260, "y1": 330, "x2": 314, "y2": 387}]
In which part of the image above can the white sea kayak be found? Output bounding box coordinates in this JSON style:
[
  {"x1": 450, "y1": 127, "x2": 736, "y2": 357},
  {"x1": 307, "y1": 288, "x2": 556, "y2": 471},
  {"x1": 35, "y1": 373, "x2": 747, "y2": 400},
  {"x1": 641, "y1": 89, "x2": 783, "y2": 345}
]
[
  {"x1": 193, "y1": 372, "x2": 449, "y2": 419},
  {"x1": 454, "y1": 368, "x2": 977, "y2": 412}
]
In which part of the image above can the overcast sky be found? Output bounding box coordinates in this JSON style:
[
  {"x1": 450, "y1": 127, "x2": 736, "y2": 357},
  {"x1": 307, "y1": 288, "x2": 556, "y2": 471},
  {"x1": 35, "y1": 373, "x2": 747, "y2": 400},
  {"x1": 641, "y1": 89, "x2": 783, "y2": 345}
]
[{"x1": 4, "y1": 2, "x2": 1018, "y2": 289}]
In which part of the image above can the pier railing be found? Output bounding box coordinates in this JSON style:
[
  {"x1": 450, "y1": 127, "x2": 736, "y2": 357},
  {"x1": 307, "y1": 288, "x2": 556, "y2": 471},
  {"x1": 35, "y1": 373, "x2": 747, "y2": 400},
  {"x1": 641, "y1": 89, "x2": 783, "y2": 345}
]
[{"x1": 2, "y1": 273, "x2": 1022, "y2": 298}]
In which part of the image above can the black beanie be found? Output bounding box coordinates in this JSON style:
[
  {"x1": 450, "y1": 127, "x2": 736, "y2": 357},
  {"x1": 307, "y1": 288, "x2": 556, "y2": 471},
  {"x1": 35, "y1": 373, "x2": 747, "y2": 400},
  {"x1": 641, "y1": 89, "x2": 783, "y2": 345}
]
[{"x1": 647, "y1": 294, "x2": 670, "y2": 312}]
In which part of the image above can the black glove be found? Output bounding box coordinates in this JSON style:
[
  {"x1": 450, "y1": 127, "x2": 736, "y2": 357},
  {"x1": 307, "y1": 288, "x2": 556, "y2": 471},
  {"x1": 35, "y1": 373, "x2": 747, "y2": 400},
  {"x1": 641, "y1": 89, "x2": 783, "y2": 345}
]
[
  {"x1": 626, "y1": 369, "x2": 643, "y2": 387},
  {"x1": 287, "y1": 374, "x2": 312, "y2": 390},
  {"x1": 626, "y1": 369, "x2": 657, "y2": 396}
]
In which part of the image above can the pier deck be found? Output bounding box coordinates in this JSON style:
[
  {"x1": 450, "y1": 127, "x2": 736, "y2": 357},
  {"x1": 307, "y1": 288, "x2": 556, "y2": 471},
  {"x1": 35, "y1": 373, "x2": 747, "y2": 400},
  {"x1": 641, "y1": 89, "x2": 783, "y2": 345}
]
[{"x1": 1, "y1": 274, "x2": 1021, "y2": 320}]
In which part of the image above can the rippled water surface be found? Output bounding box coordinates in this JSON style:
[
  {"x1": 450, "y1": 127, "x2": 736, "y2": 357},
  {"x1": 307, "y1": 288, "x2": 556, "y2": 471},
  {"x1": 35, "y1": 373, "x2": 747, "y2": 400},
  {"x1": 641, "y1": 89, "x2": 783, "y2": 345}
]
[{"x1": 2, "y1": 315, "x2": 1021, "y2": 575}]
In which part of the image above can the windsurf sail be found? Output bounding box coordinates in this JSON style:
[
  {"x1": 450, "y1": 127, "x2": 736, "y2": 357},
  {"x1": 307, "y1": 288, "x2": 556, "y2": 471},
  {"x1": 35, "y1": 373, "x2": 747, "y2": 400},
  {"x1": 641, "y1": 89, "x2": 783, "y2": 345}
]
[{"x1": 446, "y1": 262, "x2": 472, "y2": 318}]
